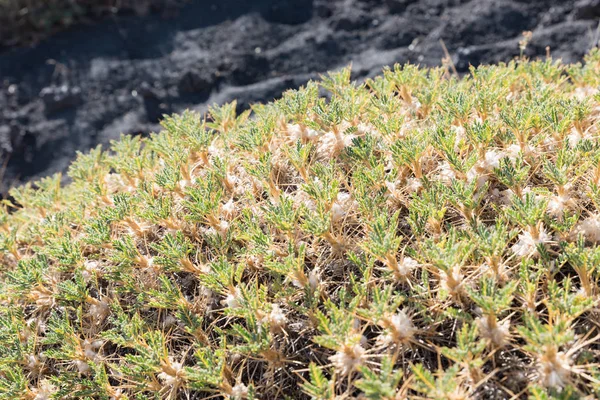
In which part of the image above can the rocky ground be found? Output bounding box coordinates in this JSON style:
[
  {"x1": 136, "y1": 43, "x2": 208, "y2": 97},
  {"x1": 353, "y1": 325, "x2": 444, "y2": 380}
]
[{"x1": 1, "y1": 0, "x2": 599, "y2": 194}]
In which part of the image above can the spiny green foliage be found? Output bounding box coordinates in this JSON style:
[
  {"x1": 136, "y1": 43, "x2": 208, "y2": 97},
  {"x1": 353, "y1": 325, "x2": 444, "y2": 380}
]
[{"x1": 5, "y1": 51, "x2": 600, "y2": 399}]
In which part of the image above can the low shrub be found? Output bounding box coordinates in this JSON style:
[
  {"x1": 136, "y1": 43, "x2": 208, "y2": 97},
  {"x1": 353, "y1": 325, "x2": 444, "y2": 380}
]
[
  {"x1": 0, "y1": 0, "x2": 178, "y2": 47},
  {"x1": 3, "y1": 51, "x2": 600, "y2": 399}
]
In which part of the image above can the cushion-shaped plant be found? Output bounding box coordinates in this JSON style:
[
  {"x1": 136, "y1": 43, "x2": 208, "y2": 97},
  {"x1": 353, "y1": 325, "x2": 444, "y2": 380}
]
[{"x1": 3, "y1": 51, "x2": 600, "y2": 399}]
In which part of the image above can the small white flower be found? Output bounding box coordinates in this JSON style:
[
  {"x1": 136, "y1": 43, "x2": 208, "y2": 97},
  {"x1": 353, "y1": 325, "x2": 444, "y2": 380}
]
[
  {"x1": 315, "y1": 129, "x2": 355, "y2": 160},
  {"x1": 223, "y1": 288, "x2": 242, "y2": 309},
  {"x1": 308, "y1": 269, "x2": 320, "y2": 291},
  {"x1": 287, "y1": 123, "x2": 303, "y2": 142},
  {"x1": 331, "y1": 201, "x2": 346, "y2": 223},
  {"x1": 26, "y1": 353, "x2": 47, "y2": 374},
  {"x1": 266, "y1": 304, "x2": 287, "y2": 331},
  {"x1": 178, "y1": 179, "x2": 191, "y2": 192},
  {"x1": 293, "y1": 190, "x2": 315, "y2": 211},
  {"x1": 83, "y1": 339, "x2": 103, "y2": 361},
  {"x1": 286, "y1": 123, "x2": 319, "y2": 142},
  {"x1": 379, "y1": 310, "x2": 416, "y2": 346},
  {"x1": 506, "y1": 143, "x2": 532, "y2": 159},
  {"x1": 512, "y1": 227, "x2": 551, "y2": 259},
  {"x1": 356, "y1": 122, "x2": 375, "y2": 136},
  {"x1": 110, "y1": 389, "x2": 124, "y2": 400},
  {"x1": 88, "y1": 300, "x2": 110, "y2": 323},
  {"x1": 218, "y1": 220, "x2": 230, "y2": 236},
  {"x1": 27, "y1": 354, "x2": 40, "y2": 369},
  {"x1": 410, "y1": 99, "x2": 422, "y2": 112},
  {"x1": 316, "y1": 132, "x2": 337, "y2": 159},
  {"x1": 230, "y1": 382, "x2": 249, "y2": 399},
  {"x1": 208, "y1": 144, "x2": 221, "y2": 157},
  {"x1": 440, "y1": 265, "x2": 463, "y2": 295},
  {"x1": 75, "y1": 359, "x2": 90, "y2": 374},
  {"x1": 483, "y1": 149, "x2": 503, "y2": 170},
  {"x1": 451, "y1": 125, "x2": 466, "y2": 148},
  {"x1": 539, "y1": 351, "x2": 571, "y2": 389},
  {"x1": 33, "y1": 380, "x2": 56, "y2": 400},
  {"x1": 82, "y1": 260, "x2": 100, "y2": 282},
  {"x1": 574, "y1": 215, "x2": 600, "y2": 243},
  {"x1": 438, "y1": 161, "x2": 456, "y2": 184},
  {"x1": 567, "y1": 128, "x2": 583, "y2": 147},
  {"x1": 163, "y1": 314, "x2": 179, "y2": 328},
  {"x1": 103, "y1": 173, "x2": 126, "y2": 193},
  {"x1": 390, "y1": 311, "x2": 415, "y2": 339},
  {"x1": 476, "y1": 316, "x2": 510, "y2": 347},
  {"x1": 396, "y1": 256, "x2": 418, "y2": 278},
  {"x1": 406, "y1": 177, "x2": 422, "y2": 193},
  {"x1": 385, "y1": 180, "x2": 398, "y2": 194},
  {"x1": 221, "y1": 199, "x2": 236, "y2": 219},
  {"x1": 574, "y1": 86, "x2": 597, "y2": 101},
  {"x1": 157, "y1": 360, "x2": 183, "y2": 387},
  {"x1": 329, "y1": 342, "x2": 366, "y2": 376},
  {"x1": 547, "y1": 193, "x2": 571, "y2": 217},
  {"x1": 225, "y1": 174, "x2": 239, "y2": 190},
  {"x1": 467, "y1": 149, "x2": 504, "y2": 186},
  {"x1": 331, "y1": 192, "x2": 354, "y2": 224}
]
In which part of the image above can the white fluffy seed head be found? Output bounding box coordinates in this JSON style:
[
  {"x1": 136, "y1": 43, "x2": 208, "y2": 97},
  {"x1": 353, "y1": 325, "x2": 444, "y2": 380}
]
[
  {"x1": 218, "y1": 220, "x2": 230, "y2": 236},
  {"x1": 567, "y1": 128, "x2": 583, "y2": 147},
  {"x1": 293, "y1": 190, "x2": 316, "y2": 211},
  {"x1": 547, "y1": 193, "x2": 572, "y2": 217},
  {"x1": 390, "y1": 311, "x2": 415, "y2": 340},
  {"x1": 451, "y1": 125, "x2": 466, "y2": 146},
  {"x1": 103, "y1": 173, "x2": 126, "y2": 193}
]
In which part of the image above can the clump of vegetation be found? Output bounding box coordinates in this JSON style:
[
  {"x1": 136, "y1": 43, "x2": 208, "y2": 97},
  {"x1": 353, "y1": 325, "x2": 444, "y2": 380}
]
[
  {"x1": 0, "y1": 0, "x2": 180, "y2": 47},
  {"x1": 3, "y1": 50, "x2": 600, "y2": 399}
]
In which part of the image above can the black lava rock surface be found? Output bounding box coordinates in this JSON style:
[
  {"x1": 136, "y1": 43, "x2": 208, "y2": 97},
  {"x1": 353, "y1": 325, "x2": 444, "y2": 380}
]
[{"x1": 0, "y1": 0, "x2": 596, "y2": 193}]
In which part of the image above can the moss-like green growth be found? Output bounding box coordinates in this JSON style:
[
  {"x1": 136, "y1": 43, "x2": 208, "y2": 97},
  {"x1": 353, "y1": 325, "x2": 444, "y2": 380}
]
[
  {"x1": 3, "y1": 51, "x2": 600, "y2": 399},
  {"x1": 0, "y1": 0, "x2": 180, "y2": 46}
]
